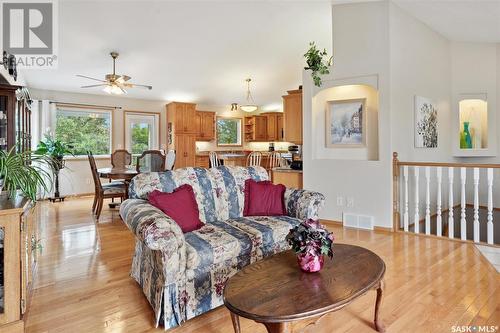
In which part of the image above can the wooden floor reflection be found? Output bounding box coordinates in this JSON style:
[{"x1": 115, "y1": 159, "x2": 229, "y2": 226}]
[{"x1": 25, "y1": 198, "x2": 499, "y2": 333}]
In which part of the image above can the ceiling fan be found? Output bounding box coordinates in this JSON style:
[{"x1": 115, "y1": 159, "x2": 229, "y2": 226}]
[{"x1": 77, "y1": 52, "x2": 152, "y2": 95}]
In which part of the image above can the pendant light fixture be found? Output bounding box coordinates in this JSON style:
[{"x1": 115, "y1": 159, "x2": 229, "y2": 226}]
[{"x1": 240, "y1": 78, "x2": 258, "y2": 112}]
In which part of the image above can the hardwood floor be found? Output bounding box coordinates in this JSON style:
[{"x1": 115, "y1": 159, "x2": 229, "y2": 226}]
[{"x1": 25, "y1": 198, "x2": 499, "y2": 333}]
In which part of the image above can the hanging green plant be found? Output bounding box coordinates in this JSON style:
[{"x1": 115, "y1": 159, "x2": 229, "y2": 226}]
[{"x1": 304, "y1": 42, "x2": 333, "y2": 87}]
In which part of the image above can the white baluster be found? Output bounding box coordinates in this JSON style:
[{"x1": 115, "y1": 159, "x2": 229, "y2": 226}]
[
  {"x1": 414, "y1": 166, "x2": 420, "y2": 234},
  {"x1": 425, "y1": 166, "x2": 431, "y2": 235},
  {"x1": 460, "y1": 167, "x2": 467, "y2": 241},
  {"x1": 448, "y1": 167, "x2": 454, "y2": 239},
  {"x1": 473, "y1": 168, "x2": 480, "y2": 243},
  {"x1": 436, "y1": 167, "x2": 442, "y2": 237},
  {"x1": 403, "y1": 166, "x2": 409, "y2": 232},
  {"x1": 487, "y1": 169, "x2": 494, "y2": 244}
]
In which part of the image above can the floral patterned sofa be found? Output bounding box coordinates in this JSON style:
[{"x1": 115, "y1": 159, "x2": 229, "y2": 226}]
[{"x1": 119, "y1": 166, "x2": 325, "y2": 330}]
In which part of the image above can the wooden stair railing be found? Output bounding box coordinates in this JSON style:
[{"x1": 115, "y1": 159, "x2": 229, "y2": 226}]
[{"x1": 393, "y1": 152, "x2": 497, "y2": 245}]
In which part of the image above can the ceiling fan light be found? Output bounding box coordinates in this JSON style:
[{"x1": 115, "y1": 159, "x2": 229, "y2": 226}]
[
  {"x1": 103, "y1": 85, "x2": 113, "y2": 94},
  {"x1": 111, "y1": 85, "x2": 124, "y2": 95},
  {"x1": 240, "y1": 105, "x2": 258, "y2": 112}
]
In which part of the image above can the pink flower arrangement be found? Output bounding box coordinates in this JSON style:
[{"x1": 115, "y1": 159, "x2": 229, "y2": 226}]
[{"x1": 286, "y1": 219, "x2": 334, "y2": 272}]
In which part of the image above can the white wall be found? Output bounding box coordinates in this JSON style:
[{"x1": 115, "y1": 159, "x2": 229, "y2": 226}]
[
  {"x1": 305, "y1": 1, "x2": 500, "y2": 228},
  {"x1": 389, "y1": 2, "x2": 452, "y2": 162},
  {"x1": 304, "y1": 1, "x2": 393, "y2": 228}
]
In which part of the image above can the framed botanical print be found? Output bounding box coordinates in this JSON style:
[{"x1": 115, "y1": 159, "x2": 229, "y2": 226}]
[{"x1": 326, "y1": 98, "x2": 366, "y2": 148}]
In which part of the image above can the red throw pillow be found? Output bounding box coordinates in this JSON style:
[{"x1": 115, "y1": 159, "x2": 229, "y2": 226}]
[
  {"x1": 148, "y1": 185, "x2": 203, "y2": 233},
  {"x1": 243, "y1": 179, "x2": 286, "y2": 216}
]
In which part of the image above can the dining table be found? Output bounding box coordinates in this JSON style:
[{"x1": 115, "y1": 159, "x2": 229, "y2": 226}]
[{"x1": 97, "y1": 167, "x2": 139, "y2": 200}]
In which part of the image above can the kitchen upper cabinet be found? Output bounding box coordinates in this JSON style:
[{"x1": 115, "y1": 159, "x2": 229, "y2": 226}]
[
  {"x1": 261, "y1": 112, "x2": 284, "y2": 141},
  {"x1": 195, "y1": 111, "x2": 215, "y2": 141},
  {"x1": 265, "y1": 113, "x2": 277, "y2": 141},
  {"x1": 277, "y1": 114, "x2": 284, "y2": 141},
  {"x1": 255, "y1": 116, "x2": 267, "y2": 141},
  {"x1": 244, "y1": 116, "x2": 267, "y2": 142},
  {"x1": 283, "y1": 89, "x2": 302, "y2": 144},
  {"x1": 167, "y1": 102, "x2": 197, "y2": 134}
]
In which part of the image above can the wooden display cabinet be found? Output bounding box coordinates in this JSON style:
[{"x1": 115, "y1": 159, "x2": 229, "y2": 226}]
[
  {"x1": 0, "y1": 85, "x2": 31, "y2": 153},
  {"x1": 0, "y1": 194, "x2": 39, "y2": 333}
]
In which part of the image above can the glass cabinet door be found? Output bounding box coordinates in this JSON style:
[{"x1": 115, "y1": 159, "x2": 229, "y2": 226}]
[{"x1": 0, "y1": 95, "x2": 7, "y2": 151}]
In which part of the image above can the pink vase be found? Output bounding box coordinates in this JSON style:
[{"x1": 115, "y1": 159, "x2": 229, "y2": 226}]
[{"x1": 297, "y1": 253, "x2": 324, "y2": 273}]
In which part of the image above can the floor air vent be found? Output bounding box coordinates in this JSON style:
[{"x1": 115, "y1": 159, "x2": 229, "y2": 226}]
[{"x1": 342, "y1": 213, "x2": 374, "y2": 230}]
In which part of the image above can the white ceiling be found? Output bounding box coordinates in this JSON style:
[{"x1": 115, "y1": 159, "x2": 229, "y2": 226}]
[
  {"x1": 393, "y1": 0, "x2": 500, "y2": 43},
  {"x1": 22, "y1": 1, "x2": 333, "y2": 109}
]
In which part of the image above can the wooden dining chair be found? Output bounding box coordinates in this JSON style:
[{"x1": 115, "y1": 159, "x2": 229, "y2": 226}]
[
  {"x1": 136, "y1": 150, "x2": 166, "y2": 172},
  {"x1": 87, "y1": 151, "x2": 126, "y2": 220},
  {"x1": 165, "y1": 150, "x2": 176, "y2": 170},
  {"x1": 247, "y1": 152, "x2": 262, "y2": 167},
  {"x1": 209, "y1": 151, "x2": 220, "y2": 168},
  {"x1": 268, "y1": 152, "x2": 283, "y2": 169},
  {"x1": 111, "y1": 149, "x2": 132, "y2": 168}
]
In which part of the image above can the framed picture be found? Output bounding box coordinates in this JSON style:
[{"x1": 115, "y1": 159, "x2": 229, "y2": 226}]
[
  {"x1": 325, "y1": 98, "x2": 366, "y2": 148},
  {"x1": 414, "y1": 96, "x2": 437, "y2": 148}
]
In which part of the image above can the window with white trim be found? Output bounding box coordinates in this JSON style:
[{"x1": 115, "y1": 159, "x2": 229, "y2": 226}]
[
  {"x1": 124, "y1": 112, "x2": 160, "y2": 154},
  {"x1": 55, "y1": 107, "x2": 112, "y2": 156}
]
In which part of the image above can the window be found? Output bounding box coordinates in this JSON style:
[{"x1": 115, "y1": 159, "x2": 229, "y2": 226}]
[
  {"x1": 217, "y1": 117, "x2": 242, "y2": 146},
  {"x1": 55, "y1": 107, "x2": 112, "y2": 156},
  {"x1": 124, "y1": 112, "x2": 160, "y2": 154}
]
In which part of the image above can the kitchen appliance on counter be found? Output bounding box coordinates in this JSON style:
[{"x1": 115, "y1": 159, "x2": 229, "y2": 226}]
[
  {"x1": 268, "y1": 142, "x2": 274, "y2": 152},
  {"x1": 290, "y1": 160, "x2": 303, "y2": 170},
  {"x1": 288, "y1": 144, "x2": 302, "y2": 170},
  {"x1": 288, "y1": 145, "x2": 302, "y2": 161}
]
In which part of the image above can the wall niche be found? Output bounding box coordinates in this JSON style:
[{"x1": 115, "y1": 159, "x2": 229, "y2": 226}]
[
  {"x1": 453, "y1": 93, "x2": 495, "y2": 157},
  {"x1": 312, "y1": 83, "x2": 379, "y2": 161}
]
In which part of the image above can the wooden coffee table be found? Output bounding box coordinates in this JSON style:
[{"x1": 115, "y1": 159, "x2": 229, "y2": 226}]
[{"x1": 223, "y1": 244, "x2": 386, "y2": 333}]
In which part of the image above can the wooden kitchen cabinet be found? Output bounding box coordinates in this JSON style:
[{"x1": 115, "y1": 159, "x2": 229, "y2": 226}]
[
  {"x1": 244, "y1": 116, "x2": 267, "y2": 142},
  {"x1": 261, "y1": 112, "x2": 284, "y2": 142},
  {"x1": 283, "y1": 89, "x2": 302, "y2": 144},
  {"x1": 272, "y1": 170, "x2": 303, "y2": 189},
  {"x1": 172, "y1": 134, "x2": 196, "y2": 168},
  {"x1": 277, "y1": 114, "x2": 284, "y2": 141},
  {"x1": 167, "y1": 102, "x2": 197, "y2": 134},
  {"x1": 195, "y1": 155, "x2": 210, "y2": 168},
  {"x1": 195, "y1": 111, "x2": 215, "y2": 141}
]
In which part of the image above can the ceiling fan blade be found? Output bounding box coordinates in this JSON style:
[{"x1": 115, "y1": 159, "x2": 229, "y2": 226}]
[
  {"x1": 81, "y1": 84, "x2": 108, "y2": 88},
  {"x1": 119, "y1": 86, "x2": 127, "y2": 94},
  {"x1": 76, "y1": 74, "x2": 106, "y2": 82},
  {"x1": 115, "y1": 75, "x2": 131, "y2": 85},
  {"x1": 124, "y1": 82, "x2": 153, "y2": 90}
]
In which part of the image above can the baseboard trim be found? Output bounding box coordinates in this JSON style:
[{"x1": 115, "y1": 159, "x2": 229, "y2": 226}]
[{"x1": 320, "y1": 219, "x2": 393, "y2": 232}]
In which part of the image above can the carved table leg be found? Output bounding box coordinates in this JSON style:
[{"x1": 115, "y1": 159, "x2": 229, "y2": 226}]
[
  {"x1": 262, "y1": 322, "x2": 290, "y2": 333},
  {"x1": 374, "y1": 280, "x2": 386, "y2": 333},
  {"x1": 230, "y1": 312, "x2": 241, "y2": 333}
]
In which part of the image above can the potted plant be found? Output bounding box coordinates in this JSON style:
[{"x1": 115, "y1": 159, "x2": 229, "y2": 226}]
[
  {"x1": 304, "y1": 42, "x2": 333, "y2": 87},
  {"x1": 0, "y1": 147, "x2": 56, "y2": 201},
  {"x1": 286, "y1": 219, "x2": 334, "y2": 273},
  {"x1": 35, "y1": 134, "x2": 74, "y2": 202}
]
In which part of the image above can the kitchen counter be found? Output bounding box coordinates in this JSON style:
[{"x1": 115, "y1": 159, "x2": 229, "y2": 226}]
[
  {"x1": 272, "y1": 167, "x2": 303, "y2": 189},
  {"x1": 272, "y1": 167, "x2": 303, "y2": 173}
]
